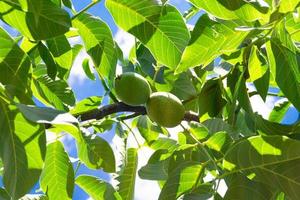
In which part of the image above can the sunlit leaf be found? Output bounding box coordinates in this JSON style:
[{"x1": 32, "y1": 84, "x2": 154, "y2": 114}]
[
  {"x1": 248, "y1": 46, "x2": 268, "y2": 82},
  {"x1": 269, "y1": 100, "x2": 291, "y2": 123},
  {"x1": 82, "y1": 58, "x2": 96, "y2": 81},
  {"x1": 70, "y1": 96, "x2": 102, "y2": 116},
  {"x1": 176, "y1": 14, "x2": 249, "y2": 73},
  {"x1": 106, "y1": 0, "x2": 190, "y2": 69},
  {"x1": 76, "y1": 175, "x2": 121, "y2": 200},
  {"x1": 73, "y1": 13, "x2": 117, "y2": 85},
  {"x1": 0, "y1": 102, "x2": 46, "y2": 199},
  {"x1": 189, "y1": 0, "x2": 270, "y2": 21},
  {"x1": 117, "y1": 148, "x2": 138, "y2": 200},
  {"x1": 40, "y1": 141, "x2": 74, "y2": 200}
]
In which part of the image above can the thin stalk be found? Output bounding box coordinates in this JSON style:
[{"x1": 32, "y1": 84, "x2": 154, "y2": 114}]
[
  {"x1": 121, "y1": 120, "x2": 141, "y2": 148},
  {"x1": 72, "y1": 0, "x2": 101, "y2": 19}
]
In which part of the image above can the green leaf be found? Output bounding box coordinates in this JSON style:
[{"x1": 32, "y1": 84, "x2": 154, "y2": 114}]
[
  {"x1": 170, "y1": 72, "x2": 197, "y2": 101},
  {"x1": 189, "y1": 122, "x2": 209, "y2": 141},
  {"x1": 203, "y1": 118, "x2": 238, "y2": 139},
  {"x1": 117, "y1": 148, "x2": 138, "y2": 200},
  {"x1": 198, "y1": 79, "x2": 227, "y2": 117},
  {"x1": 0, "y1": 102, "x2": 46, "y2": 199},
  {"x1": 70, "y1": 96, "x2": 102, "y2": 115},
  {"x1": 73, "y1": 13, "x2": 117, "y2": 85},
  {"x1": 136, "y1": 115, "x2": 161, "y2": 143},
  {"x1": 269, "y1": 100, "x2": 291, "y2": 123},
  {"x1": 286, "y1": 13, "x2": 300, "y2": 42},
  {"x1": 106, "y1": 0, "x2": 190, "y2": 69},
  {"x1": 0, "y1": 0, "x2": 71, "y2": 40},
  {"x1": 279, "y1": 0, "x2": 300, "y2": 13},
  {"x1": 38, "y1": 42, "x2": 57, "y2": 79},
  {"x1": 0, "y1": 158, "x2": 3, "y2": 176},
  {"x1": 77, "y1": 134, "x2": 116, "y2": 172},
  {"x1": 82, "y1": 58, "x2": 96, "y2": 81},
  {"x1": 182, "y1": 183, "x2": 214, "y2": 200},
  {"x1": 138, "y1": 160, "x2": 169, "y2": 181},
  {"x1": 248, "y1": 46, "x2": 268, "y2": 82},
  {"x1": 0, "y1": 27, "x2": 31, "y2": 98},
  {"x1": 31, "y1": 65, "x2": 76, "y2": 110},
  {"x1": 0, "y1": 188, "x2": 10, "y2": 200},
  {"x1": 40, "y1": 141, "x2": 74, "y2": 200},
  {"x1": 254, "y1": 114, "x2": 300, "y2": 136},
  {"x1": 46, "y1": 35, "x2": 73, "y2": 79},
  {"x1": 267, "y1": 25, "x2": 300, "y2": 110},
  {"x1": 17, "y1": 104, "x2": 83, "y2": 141},
  {"x1": 223, "y1": 135, "x2": 300, "y2": 199},
  {"x1": 75, "y1": 175, "x2": 121, "y2": 200},
  {"x1": 189, "y1": 0, "x2": 270, "y2": 21},
  {"x1": 176, "y1": 14, "x2": 249, "y2": 73},
  {"x1": 205, "y1": 131, "x2": 232, "y2": 153},
  {"x1": 224, "y1": 174, "x2": 275, "y2": 200},
  {"x1": 159, "y1": 162, "x2": 203, "y2": 200}
]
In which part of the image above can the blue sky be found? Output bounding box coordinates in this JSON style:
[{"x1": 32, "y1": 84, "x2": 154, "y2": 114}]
[{"x1": 0, "y1": 0, "x2": 299, "y2": 199}]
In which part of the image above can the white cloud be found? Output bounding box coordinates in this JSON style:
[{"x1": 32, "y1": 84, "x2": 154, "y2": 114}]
[
  {"x1": 114, "y1": 29, "x2": 135, "y2": 58},
  {"x1": 248, "y1": 84, "x2": 277, "y2": 118},
  {"x1": 68, "y1": 49, "x2": 91, "y2": 86}
]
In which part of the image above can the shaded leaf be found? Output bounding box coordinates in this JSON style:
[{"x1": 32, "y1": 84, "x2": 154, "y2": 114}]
[
  {"x1": 17, "y1": 104, "x2": 82, "y2": 141},
  {"x1": 40, "y1": 141, "x2": 74, "y2": 200},
  {"x1": 0, "y1": 102, "x2": 46, "y2": 199},
  {"x1": 31, "y1": 65, "x2": 76, "y2": 110},
  {"x1": 106, "y1": 0, "x2": 190, "y2": 69},
  {"x1": 136, "y1": 115, "x2": 161, "y2": 143},
  {"x1": 198, "y1": 79, "x2": 227, "y2": 117},
  {"x1": 77, "y1": 134, "x2": 115, "y2": 172},
  {"x1": 0, "y1": 27, "x2": 31, "y2": 98},
  {"x1": 0, "y1": 188, "x2": 10, "y2": 200},
  {"x1": 0, "y1": 0, "x2": 71, "y2": 40},
  {"x1": 224, "y1": 174, "x2": 275, "y2": 200},
  {"x1": 46, "y1": 35, "x2": 73, "y2": 79},
  {"x1": 267, "y1": 23, "x2": 300, "y2": 110},
  {"x1": 223, "y1": 135, "x2": 300, "y2": 199},
  {"x1": 38, "y1": 42, "x2": 57, "y2": 79},
  {"x1": 76, "y1": 175, "x2": 121, "y2": 200}
]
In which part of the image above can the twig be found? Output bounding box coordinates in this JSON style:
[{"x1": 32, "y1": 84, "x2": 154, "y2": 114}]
[{"x1": 72, "y1": 0, "x2": 101, "y2": 19}]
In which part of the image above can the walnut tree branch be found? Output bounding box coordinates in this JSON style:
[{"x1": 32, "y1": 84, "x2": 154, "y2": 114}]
[{"x1": 75, "y1": 102, "x2": 199, "y2": 123}]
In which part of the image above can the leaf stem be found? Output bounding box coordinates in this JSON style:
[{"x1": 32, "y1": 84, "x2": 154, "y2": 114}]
[
  {"x1": 72, "y1": 0, "x2": 101, "y2": 20},
  {"x1": 121, "y1": 120, "x2": 141, "y2": 148}
]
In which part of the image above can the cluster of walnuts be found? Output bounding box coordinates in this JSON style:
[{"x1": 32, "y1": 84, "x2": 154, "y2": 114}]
[{"x1": 114, "y1": 72, "x2": 185, "y2": 127}]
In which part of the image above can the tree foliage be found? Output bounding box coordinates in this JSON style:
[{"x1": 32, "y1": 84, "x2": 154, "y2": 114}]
[{"x1": 0, "y1": 0, "x2": 300, "y2": 199}]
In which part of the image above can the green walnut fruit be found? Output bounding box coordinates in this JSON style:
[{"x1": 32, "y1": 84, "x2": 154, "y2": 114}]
[
  {"x1": 146, "y1": 92, "x2": 185, "y2": 128},
  {"x1": 115, "y1": 72, "x2": 151, "y2": 106}
]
